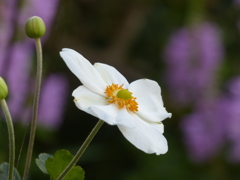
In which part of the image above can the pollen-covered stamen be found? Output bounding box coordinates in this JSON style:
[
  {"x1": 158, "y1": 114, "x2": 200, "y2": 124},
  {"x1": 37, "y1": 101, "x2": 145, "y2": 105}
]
[{"x1": 105, "y1": 83, "x2": 138, "y2": 112}]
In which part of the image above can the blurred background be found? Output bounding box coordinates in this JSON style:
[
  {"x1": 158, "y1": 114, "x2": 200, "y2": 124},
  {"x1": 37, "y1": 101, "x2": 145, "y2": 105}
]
[{"x1": 1, "y1": 0, "x2": 240, "y2": 179}]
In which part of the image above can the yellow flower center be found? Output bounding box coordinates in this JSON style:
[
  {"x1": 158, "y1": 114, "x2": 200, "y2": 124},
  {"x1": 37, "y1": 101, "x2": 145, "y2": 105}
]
[{"x1": 104, "y1": 83, "x2": 138, "y2": 113}]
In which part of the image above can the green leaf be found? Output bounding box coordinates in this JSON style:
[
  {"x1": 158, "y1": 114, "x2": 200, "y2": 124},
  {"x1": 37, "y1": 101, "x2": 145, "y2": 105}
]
[
  {"x1": 36, "y1": 153, "x2": 53, "y2": 174},
  {"x1": 45, "y1": 149, "x2": 85, "y2": 180},
  {"x1": 45, "y1": 149, "x2": 73, "y2": 179},
  {"x1": 0, "y1": 162, "x2": 21, "y2": 180},
  {"x1": 64, "y1": 166, "x2": 85, "y2": 180}
]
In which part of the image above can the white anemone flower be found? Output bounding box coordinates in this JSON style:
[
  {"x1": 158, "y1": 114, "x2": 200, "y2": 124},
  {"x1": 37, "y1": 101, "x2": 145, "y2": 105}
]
[{"x1": 60, "y1": 48, "x2": 172, "y2": 155}]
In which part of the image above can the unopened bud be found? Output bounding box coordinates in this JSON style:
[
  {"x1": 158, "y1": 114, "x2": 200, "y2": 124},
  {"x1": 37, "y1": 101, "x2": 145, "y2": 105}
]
[
  {"x1": 25, "y1": 16, "x2": 46, "y2": 39},
  {"x1": 0, "y1": 77, "x2": 8, "y2": 100}
]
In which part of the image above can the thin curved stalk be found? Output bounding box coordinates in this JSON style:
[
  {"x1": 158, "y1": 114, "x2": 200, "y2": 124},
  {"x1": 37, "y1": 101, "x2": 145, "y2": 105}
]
[
  {"x1": 0, "y1": 99, "x2": 15, "y2": 180},
  {"x1": 57, "y1": 120, "x2": 104, "y2": 180},
  {"x1": 23, "y1": 38, "x2": 43, "y2": 180}
]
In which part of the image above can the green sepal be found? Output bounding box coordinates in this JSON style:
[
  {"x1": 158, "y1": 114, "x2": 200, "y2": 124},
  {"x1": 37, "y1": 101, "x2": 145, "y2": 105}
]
[
  {"x1": 0, "y1": 162, "x2": 21, "y2": 180},
  {"x1": 36, "y1": 153, "x2": 53, "y2": 175},
  {"x1": 45, "y1": 149, "x2": 85, "y2": 180}
]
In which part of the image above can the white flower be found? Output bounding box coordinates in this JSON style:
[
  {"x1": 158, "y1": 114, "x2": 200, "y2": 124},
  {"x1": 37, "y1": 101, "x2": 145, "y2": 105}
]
[{"x1": 60, "y1": 48, "x2": 172, "y2": 155}]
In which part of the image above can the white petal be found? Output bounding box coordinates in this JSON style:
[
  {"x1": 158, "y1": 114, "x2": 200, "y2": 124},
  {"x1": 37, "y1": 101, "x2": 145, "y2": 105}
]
[
  {"x1": 60, "y1": 48, "x2": 106, "y2": 96},
  {"x1": 151, "y1": 122, "x2": 164, "y2": 133},
  {"x1": 72, "y1": 86, "x2": 108, "y2": 117},
  {"x1": 129, "y1": 79, "x2": 172, "y2": 123},
  {"x1": 90, "y1": 105, "x2": 136, "y2": 128},
  {"x1": 118, "y1": 115, "x2": 168, "y2": 155},
  {"x1": 94, "y1": 63, "x2": 129, "y2": 88}
]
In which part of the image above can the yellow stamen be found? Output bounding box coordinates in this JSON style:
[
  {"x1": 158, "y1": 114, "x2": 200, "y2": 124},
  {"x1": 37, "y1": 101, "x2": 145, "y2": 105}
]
[{"x1": 104, "y1": 83, "x2": 138, "y2": 113}]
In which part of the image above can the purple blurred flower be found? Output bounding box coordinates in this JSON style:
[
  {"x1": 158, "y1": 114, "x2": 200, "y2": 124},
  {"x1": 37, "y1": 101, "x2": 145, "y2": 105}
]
[
  {"x1": 0, "y1": 0, "x2": 68, "y2": 129},
  {"x1": 163, "y1": 22, "x2": 223, "y2": 106},
  {"x1": 181, "y1": 76, "x2": 240, "y2": 163},
  {"x1": 0, "y1": 0, "x2": 17, "y2": 72},
  {"x1": 6, "y1": 43, "x2": 33, "y2": 120},
  {"x1": 181, "y1": 101, "x2": 226, "y2": 162},
  {"x1": 227, "y1": 76, "x2": 240, "y2": 97},
  {"x1": 220, "y1": 77, "x2": 240, "y2": 162},
  {"x1": 38, "y1": 74, "x2": 69, "y2": 129}
]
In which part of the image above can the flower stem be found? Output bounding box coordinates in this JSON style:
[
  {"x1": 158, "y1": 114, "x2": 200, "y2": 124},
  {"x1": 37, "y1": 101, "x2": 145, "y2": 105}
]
[
  {"x1": 23, "y1": 38, "x2": 43, "y2": 180},
  {"x1": 57, "y1": 120, "x2": 104, "y2": 180},
  {"x1": 0, "y1": 99, "x2": 15, "y2": 180}
]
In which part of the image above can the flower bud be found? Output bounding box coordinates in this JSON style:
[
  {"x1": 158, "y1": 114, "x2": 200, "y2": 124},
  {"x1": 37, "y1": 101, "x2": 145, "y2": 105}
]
[
  {"x1": 0, "y1": 77, "x2": 8, "y2": 100},
  {"x1": 25, "y1": 16, "x2": 46, "y2": 38}
]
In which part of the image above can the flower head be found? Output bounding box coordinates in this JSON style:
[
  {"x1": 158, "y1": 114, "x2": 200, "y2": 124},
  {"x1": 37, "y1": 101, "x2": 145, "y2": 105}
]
[{"x1": 60, "y1": 48, "x2": 172, "y2": 155}]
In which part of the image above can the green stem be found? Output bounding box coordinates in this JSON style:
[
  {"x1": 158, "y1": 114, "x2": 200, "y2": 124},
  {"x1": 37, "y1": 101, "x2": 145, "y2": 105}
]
[
  {"x1": 23, "y1": 38, "x2": 43, "y2": 180},
  {"x1": 57, "y1": 120, "x2": 104, "y2": 180},
  {"x1": 0, "y1": 99, "x2": 15, "y2": 180}
]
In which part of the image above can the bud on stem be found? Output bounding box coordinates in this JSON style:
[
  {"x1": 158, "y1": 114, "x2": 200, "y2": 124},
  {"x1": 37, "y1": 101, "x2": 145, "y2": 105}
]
[{"x1": 25, "y1": 16, "x2": 46, "y2": 39}]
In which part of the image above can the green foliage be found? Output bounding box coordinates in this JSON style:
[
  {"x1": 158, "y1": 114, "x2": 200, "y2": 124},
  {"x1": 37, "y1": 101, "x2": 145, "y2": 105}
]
[
  {"x1": 36, "y1": 153, "x2": 53, "y2": 174},
  {"x1": 62, "y1": 166, "x2": 85, "y2": 180},
  {"x1": 45, "y1": 149, "x2": 85, "y2": 180},
  {"x1": 0, "y1": 162, "x2": 21, "y2": 180}
]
